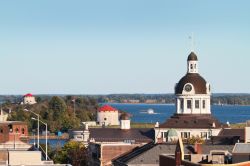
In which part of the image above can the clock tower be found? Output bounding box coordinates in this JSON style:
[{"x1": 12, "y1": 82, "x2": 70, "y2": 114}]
[
  {"x1": 155, "y1": 51, "x2": 227, "y2": 143},
  {"x1": 175, "y1": 52, "x2": 211, "y2": 114}
]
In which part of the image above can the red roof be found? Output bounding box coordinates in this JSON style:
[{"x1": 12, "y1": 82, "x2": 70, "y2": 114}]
[
  {"x1": 98, "y1": 105, "x2": 118, "y2": 112},
  {"x1": 24, "y1": 93, "x2": 33, "y2": 97}
]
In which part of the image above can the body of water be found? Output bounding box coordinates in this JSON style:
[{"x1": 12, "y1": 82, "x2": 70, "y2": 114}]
[
  {"x1": 29, "y1": 139, "x2": 68, "y2": 149},
  {"x1": 108, "y1": 103, "x2": 250, "y2": 124}
]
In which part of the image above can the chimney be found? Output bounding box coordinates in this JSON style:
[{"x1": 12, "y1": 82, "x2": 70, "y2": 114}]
[
  {"x1": 212, "y1": 122, "x2": 216, "y2": 128},
  {"x1": 155, "y1": 122, "x2": 159, "y2": 128},
  {"x1": 83, "y1": 123, "x2": 90, "y2": 142},
  {"x1": 194, "y1": 143, "x2": 202, "y2": 154}
]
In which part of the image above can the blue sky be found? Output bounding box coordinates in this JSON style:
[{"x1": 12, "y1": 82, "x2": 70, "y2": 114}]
[{"x1": 0, "y1": 0, "x2": 249, "y2": 94}]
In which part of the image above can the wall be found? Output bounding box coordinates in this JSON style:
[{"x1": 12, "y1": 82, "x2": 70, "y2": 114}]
[
  {"x1": 245, "y1": 127, "x2": 250, "y2": 143},
  {"x1": 23, "y1": 96, "x2": 36, "y2": 105},
  {"x1": 8, "y1": 151, "x2": 42, "y2": 165},
  {"x1": 97, "y1": 111, "x2": 119, "y2": 126},
  {"x1": 155, "y1": 128, "x2": 221, "y2": 143}
]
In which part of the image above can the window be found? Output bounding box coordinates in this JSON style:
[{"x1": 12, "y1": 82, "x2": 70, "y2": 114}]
[
  {"x1": 201, "y1": 132, "x2": 208, "y2": 139},
  {"x1": 203, "y1": 100, "x2": 206, "y2": 109},
  {"x1": 181, "y1": 132, "x2": 190, "y2": 139},
  {"x1": 15, "y1": 128, "x2": 19, "y2": 133},
  {"x1": 190, "y1": 64, "x2": 193, "y2": 69},
  {"x1": 195, "y1": 100, "x2": 200, "y2": 109},
  {"x1": 187, "y1": 100, "x2": 192, "y2": 109},
  {"x1": 0, "y1": 128, "x2": 3, "y2": 133},
  {"x1": 22, "y1": 128, "x2": 25, "y2": 134},
  {"x1": 180, "y1": 99, "x2": 184, "y2": 110},
  {"x1": 104, "y1": 118, "x2": 107, "y2": 121}
]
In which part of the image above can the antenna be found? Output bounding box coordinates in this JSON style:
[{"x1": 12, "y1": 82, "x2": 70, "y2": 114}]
[{"x1": 188, "y1": 33, "x2": 195, "y2": 52}]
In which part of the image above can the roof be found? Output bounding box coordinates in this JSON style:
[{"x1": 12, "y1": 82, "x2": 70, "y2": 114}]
[
  {"x1": 233, "y1": 143, "x2": 250, "y2": 154},
  {"x1": 218, "y1": 128, "x2": 245, "y2": 142},
  {"x1": 113, "y1": 142, "x2": 234, "y2": 165},
  {"x1": 159, "y1": 114, "x2": 227, "y2": 129},
  {"x1": 0, "y1": 121, "x2": 27, "y2": 125},
  {"x1": 98, "y1": 105, "x2": 118, "y2": 112},
  {"x1": 175, "y1": 73, "x2": 207, "y2": 94},
  {"x1": 24, "y1": 93, "x2": 33, "y2": 97},
  {"x1": 187, "y1": 52, "x2": 198, "y2": 61},
  {"x1": 89, "y1": 128, "x2": 154, "y2": 143}
]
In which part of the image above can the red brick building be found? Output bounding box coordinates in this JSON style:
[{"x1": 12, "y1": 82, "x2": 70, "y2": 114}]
[{"x1": 0, "y1": 121, "x2": 29, "y2": 143}]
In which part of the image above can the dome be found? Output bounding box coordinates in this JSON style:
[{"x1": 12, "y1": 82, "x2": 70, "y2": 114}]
[
  {"x1": 120, "y1": 113, "x2": 130, "y2": 120},
  {"x1": 167, "y1": 129, "x2": 178, "y2": 137},
  {"x1": 175, "y1": 73, "x2": 207, "y2": 94},
  {"x1": 187, "y1": 52, "x2": 198, "y2": 61}
]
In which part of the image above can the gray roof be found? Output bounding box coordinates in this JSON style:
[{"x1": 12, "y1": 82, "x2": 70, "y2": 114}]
[
  {"x1": 113, "y1": 143, "x2": 193, "y2": 165},
  {"x1": 89, "y1": 128, "x2": 154, "y2": 143},
  {"x1": 113, "y1": 143, "x2": 234, "y2": 165},
  {"x1": 233, "y1": 143, "x2": 250, "y2": 154}
]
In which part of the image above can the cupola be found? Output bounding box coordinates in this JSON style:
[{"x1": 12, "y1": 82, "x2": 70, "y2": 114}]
[{"x1": 187, "y1": 52, "x2": 198, "y2": 73}]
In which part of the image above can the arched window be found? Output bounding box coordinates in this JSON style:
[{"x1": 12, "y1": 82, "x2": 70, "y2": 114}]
[
  {"x1": 22, "y1": 128, "x2": 25, "y2": 134},
  {"x1": 15, "y1": 128, "x2": 19, "y2": 133}
]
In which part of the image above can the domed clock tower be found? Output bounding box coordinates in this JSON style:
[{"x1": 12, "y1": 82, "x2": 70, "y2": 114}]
[
  {"x1": 154, "y1": 52, "x2": 228, "y2": 143},
  {"x1": 175, "y1": 52, "x2": 211, "y2": 114}
]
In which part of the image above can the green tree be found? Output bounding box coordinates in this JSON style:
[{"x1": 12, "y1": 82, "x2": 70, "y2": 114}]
[{"x1": 52, "y1": 141, "x2": 87, "y2": 166}]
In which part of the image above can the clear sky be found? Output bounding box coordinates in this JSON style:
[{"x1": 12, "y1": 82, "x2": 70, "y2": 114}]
[{"x1": 0, "y1": 0, "x2": 249, "y2": 94}]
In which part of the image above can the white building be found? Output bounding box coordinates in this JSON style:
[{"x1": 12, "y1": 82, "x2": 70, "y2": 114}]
[
  {"x1": 22, "y1": 93, "x2": 37, "y2": 105},
  {"x1": 0, "y1": 109, "x2": 11, "y2": 122},
  {"x1": 97, "y1": 105, "x2": 119, "y2": 126},
  {"x1": 155, "y1": 52, "x2": 228, "y2": 143}
]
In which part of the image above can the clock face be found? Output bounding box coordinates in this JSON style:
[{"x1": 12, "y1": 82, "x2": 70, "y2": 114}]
[{"x1": 185, "y1": 84, "x2": 192, "y2": 92}]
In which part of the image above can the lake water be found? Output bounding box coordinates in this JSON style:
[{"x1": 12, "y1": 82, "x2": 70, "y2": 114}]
[
  {"x1": 29, "y1": 139, "x2": 68, "y2": 149},
  {"x1": 108, "y1": 103, "x2": 250, "y2": 124}
]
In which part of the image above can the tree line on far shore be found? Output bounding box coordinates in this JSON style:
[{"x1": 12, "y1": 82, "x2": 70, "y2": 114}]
[{"x1": 3, "y1": 96, "x2": 98, "y2": 133}]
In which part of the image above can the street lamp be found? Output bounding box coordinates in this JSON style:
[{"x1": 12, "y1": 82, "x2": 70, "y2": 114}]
[
  {"x1": 24, "y1": 109, "x2": 40, "y2": 149},
  {"x1": 32, "y1": 117, "x2": 48, "y2": 161}
]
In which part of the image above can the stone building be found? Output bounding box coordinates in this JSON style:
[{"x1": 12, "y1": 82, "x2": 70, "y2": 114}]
[
  {"x1": 155, "y1": 52, "x2": 228, "y2": 143},
  {"x1": 97, "y1": 105, "x2": 119, "y2": 126},
  {"x1": 22, "y1": 93, "x2": 37, "y2": 105}
]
